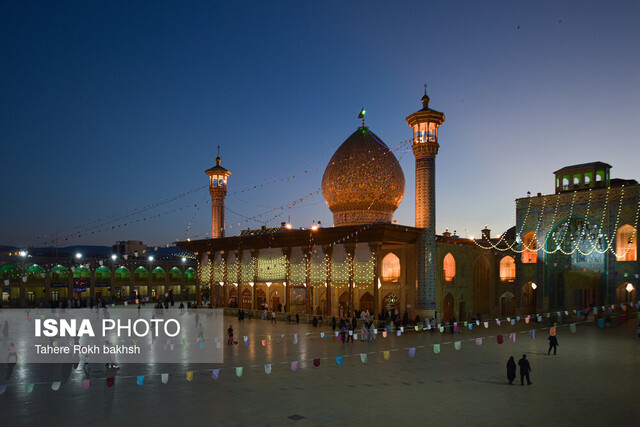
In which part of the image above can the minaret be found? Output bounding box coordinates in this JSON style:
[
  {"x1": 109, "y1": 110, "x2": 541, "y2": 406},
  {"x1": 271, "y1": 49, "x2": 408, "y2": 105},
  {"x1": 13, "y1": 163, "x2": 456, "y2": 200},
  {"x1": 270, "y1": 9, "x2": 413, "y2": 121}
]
[
  {"x1": 406, "y1": 85, "x2": 445, "y2": 311},
  {"x1": 205, "y1": 146, "x2": 232, "y2": 238}
]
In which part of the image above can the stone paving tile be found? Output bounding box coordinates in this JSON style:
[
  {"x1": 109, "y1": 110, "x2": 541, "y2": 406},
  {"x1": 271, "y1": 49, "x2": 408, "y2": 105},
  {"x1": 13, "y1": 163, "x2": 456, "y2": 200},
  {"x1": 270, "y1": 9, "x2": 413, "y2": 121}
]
[{"x1": 0, "y1": 316, "x2": 639, "y2": 426}]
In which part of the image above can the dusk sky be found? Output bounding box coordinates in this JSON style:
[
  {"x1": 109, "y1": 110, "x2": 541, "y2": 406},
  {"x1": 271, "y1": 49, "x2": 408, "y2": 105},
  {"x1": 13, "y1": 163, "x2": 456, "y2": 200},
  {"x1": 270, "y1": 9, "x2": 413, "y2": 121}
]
[{"x1": 2, "y1": 1, "x2": 639, "y2": 248}]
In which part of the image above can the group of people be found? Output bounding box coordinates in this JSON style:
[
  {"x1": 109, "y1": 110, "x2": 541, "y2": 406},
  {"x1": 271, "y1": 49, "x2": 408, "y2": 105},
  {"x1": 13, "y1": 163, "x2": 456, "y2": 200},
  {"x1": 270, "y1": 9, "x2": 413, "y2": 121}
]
[{"x1": 505, "y1": 335, "x2": 560, "y2": 385}]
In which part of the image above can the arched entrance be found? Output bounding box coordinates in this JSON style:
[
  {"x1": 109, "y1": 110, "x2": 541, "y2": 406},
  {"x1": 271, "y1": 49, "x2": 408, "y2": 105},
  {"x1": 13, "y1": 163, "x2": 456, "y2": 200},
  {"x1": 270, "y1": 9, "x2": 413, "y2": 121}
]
[
  {"x1": 521, "y1": 283, "x2": 535, "y2": 312},
  {"x1": 473, "y1": 256, "x2": 491, "y2": 317},
  {"x1": 616, "y1": 283, "x2": 636, "y2": 303},
  {"x1": 256, "y1": 288, "x2": 266, "y2": 309},
  {"x1": 359, "y1": 292, "x2": 374, "y2": 313},
  {"x1": 500, "y1": 291, "x2": 515, "y2": 316},
  {"x1": 443, "y1": 293, "x2": 454, "y2": 321},
  {"x1": 241, "y1": 288, "x2": 252, "y2": 309},
  {"x1": 338, "y1": 291, "x2": 349, "y2": 317},
  {"x1": 228, "y1": 287, "x2": 238, "y2": 308}
]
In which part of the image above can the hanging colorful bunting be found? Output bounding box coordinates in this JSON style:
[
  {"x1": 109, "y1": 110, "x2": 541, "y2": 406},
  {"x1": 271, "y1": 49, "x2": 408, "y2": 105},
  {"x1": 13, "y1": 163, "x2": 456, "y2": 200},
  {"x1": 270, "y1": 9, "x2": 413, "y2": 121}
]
[
  {"x1": 236, "y1": 367, "x2": 243, "y2": 377},
  {"x1": 336, "y1": 356, "x2": 343, "y2": 366},
  {"x1": 408, "y1": 347, "x2": 416, "y2": 358},
  {"x1": 433, "y1": 344, "x2": 441, "y2": 354},
  {"x1": 81, "y1": 379, "x2": 90, "y2": 390},
  {"x1": 186, "y1": 372, "x2": 194, "y2": 382},
  {"x1": 529, "y1": 330, "x2": 536, "y2": 339},
  {"x1": 313, "y1": 359, "x2": 320, "y2": 367},
  {"x1": 107, "y1": 378, "x2": 115, "y2": 387},
  {"x1": 476, "y1": 338, "x2": 483, "y2": 345},
  {"x1": 360, "y1": 353, "x2": 368, "y2": 363},
  {"x1": 509, "y1": 333, "x2": 516, "y2": 342},
  {"x1": 291, "y1": 361, "x2": 299, "y2": 371},
  {"x1": 550, "y1": 327, "x2": 557, "y2": 336},
  {"x1": 483, "y1": 321, "x2": 489, "y2": 328},
  {"x1": 570, "y1": 324, "x2": 577, "y2": 333},
  {"x1": 264, "y1": 364, "x2": 272, "y2": 374},
  {"x1": 454, "y1": 341, "x2": 462, "y2": 351},
  {"x1": 25, "y1": 383, "x2": 34, "y2": 393},
  {"x1": 497, "y1": 335, "x2": 504, "y2": 344},
  {"x1": 383, "y1": 351, "x2": 391, "y2": 360},
  {"x1": 161, "y1": 373, "x2": 169, "y2": 384},
  {"x1": 136, "y1": 375, "x2": 144, "y2": 385},
  {"x1": 51, "y1": 381, "x2": 61, "y2": 391},
  {"x1": 212, "y1": 369, "x2": 220, "y2": 380},
  {"x1": 598, "y1": 318, "x2": 605, "y2": 327}
]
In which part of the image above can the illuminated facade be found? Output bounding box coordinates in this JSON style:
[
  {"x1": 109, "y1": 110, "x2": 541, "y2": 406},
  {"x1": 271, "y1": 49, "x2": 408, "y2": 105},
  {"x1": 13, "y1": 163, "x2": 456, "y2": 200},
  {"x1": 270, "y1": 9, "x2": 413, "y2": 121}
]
[
  {"x1": 176, "y1": 97, "x2": 640, "y2": 321},
  {"x1": 516, "y1": 162, "x2": 639, "y2": 311}
]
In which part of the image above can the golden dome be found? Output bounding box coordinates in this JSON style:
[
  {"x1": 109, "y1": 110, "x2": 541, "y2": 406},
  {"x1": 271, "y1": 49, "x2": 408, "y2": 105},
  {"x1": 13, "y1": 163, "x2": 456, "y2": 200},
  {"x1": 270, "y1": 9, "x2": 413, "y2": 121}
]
[{"x1": 322, "y1": 127, "x2": 405, "y2": 226}]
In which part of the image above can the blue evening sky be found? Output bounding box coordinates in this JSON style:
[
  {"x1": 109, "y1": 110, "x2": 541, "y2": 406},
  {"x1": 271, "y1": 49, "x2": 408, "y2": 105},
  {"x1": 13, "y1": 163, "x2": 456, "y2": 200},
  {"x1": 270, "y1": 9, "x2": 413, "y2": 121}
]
[{"x1": 1, "y1": 1, "x2": 639, "y2": 248}]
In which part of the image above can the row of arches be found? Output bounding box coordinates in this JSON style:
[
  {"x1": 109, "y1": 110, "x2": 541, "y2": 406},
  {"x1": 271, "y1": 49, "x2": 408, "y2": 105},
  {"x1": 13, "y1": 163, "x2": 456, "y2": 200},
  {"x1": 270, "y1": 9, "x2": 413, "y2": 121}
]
[
  {"x1": 519, "y1": 224, "x2": 637, "y2": 263},
  {"x1": 0, "y1": 264, "x2": 196, "y2": 283},
  {"x1": 441, "y1": 253, "x2": 516, "y2": 284}
]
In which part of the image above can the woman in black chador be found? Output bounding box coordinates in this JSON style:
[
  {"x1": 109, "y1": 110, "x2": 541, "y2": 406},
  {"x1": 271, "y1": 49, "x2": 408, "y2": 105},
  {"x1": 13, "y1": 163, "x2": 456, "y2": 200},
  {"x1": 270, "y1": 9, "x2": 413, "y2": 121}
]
[{"x1": 506, "y1": 356, "x2": 516, "y2": 385}]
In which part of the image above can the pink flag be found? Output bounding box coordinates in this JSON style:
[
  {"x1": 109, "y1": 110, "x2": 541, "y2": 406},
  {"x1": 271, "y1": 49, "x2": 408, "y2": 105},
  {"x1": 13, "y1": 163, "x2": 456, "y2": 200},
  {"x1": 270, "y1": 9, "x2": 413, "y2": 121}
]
[
  {"x1": 81, "y1": 379, "x2": 90, "y2": 390},
  {"x1": 497, "y1": 335, "x2": 504, "y2": 344},
  {"x1": 475, "y1": 338, "x2": 482, "y2": 345},
  {"x1": 291, "y1": 361, "x2": 298, "y2": 371},
  {"x1": 509, "y1": 333, "x2": 516, "y2": 342}
]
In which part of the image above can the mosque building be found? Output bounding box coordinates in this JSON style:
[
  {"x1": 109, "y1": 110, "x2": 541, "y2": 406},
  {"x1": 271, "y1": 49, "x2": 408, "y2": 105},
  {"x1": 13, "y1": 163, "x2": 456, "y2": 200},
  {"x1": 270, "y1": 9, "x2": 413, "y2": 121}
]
[
  {"x1": 177, "y1": 90, "x2": 530, "y2": 321},
  {"x1": 3, "y1": 91, "x2": 636, "y2": 317}
]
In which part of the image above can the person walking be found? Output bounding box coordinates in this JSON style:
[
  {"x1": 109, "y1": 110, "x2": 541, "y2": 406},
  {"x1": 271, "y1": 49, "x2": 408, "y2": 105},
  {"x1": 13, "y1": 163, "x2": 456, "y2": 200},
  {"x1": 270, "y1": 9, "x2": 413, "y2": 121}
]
[
  {"x1": 548, "y1": 335, "x2": 559, "y2": 355},
  {"x1": 227, "y1": 325, "x2": 234, "y2": 346},
  {"x1": 332, "y1": 316, "x2": 337, "y2": 331},
  {"x1": 271, "y1": 310, "x2": 276, "y2": 324},
  {"x1": 295, "y1": 313, "x2": 300, "y2": 324},
  {"x1": 506, "y1": 356, "x2": 516, "y2": 385},
  {"x1": 518, "y1": 354, "x2": 532, "y2": 385}
]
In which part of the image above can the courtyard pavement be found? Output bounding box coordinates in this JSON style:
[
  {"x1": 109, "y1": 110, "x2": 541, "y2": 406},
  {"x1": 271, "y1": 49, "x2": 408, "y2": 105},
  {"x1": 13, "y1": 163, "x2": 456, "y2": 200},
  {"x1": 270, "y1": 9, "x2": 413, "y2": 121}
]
[{"x1": 1, "y1": 311, "x2": 639, "y2": 427}]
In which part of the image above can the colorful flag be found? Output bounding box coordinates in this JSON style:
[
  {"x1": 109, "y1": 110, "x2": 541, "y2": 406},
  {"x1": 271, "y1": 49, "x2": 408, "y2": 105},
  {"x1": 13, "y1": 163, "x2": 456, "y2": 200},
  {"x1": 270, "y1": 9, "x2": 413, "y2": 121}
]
[
  {"x1": 265, "y1": 364, "x2": 272, "y2": 374},
  {"x1": 476, "y1": 338, "x2": 483, "y2": 345},
  {"x1": 454, "y1": 341, "x2": 461, "y2": 351},
  {"x1": 408, "y1": 347, "x2": 416, "y2": 357},
  {"x1": 291, "y1": 361, "x2": 298, "y2": 371},
  {"x1": 383, "y1": 351, "x2": 391, "y2": 360},
  {"x1": 360, "y1": 353, "x2": 368, "y2": 363},
  {"x1": 313, "y1": 359, "x2": 320, "y2": 367},
  {"x1": 433, "y1": 344, "x2": 441, "y2": 354},
  {"x1": 497, "y1": 335, "x2": 504, "y2": 344},
  {"x1": 336, "y1": 356, "x2": 343, "y2": 366},
  {"x1": 136, "y1": 375, "x2": 144, "y2": 385},
  {"x1": 51, "y1": 381, "x2": 61, "y2": 391},
  {"x1": 186, "y1": 372, "x2": 193, "y2": 382},
  {"x1": 81, "y1": 379, "x2": 90, "y2": 390},
  {"x1": 529, "y1": 330, "x2": 536, "y2": 339},
  {"x1": 161, "y1": 373, "x2": 169, "y2": 384},
  {"x1": 236, "y1": 367, "x2": 243, "y2": 377},
  {"x1": 212, "y1": 369, "x2": 220, "y2": 380},
  {"x1": 509, "y1": 333, "x2": 516, "y2": 342}
]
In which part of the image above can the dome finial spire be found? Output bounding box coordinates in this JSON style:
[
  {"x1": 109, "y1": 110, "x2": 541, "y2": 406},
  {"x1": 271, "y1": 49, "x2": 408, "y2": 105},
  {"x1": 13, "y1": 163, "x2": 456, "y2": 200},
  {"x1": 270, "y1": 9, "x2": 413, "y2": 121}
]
[
  {"x1": 216, "y1": 145, "x2": 221, "y2": 166},
  {"x1": 421, "y1": 84, "x2": 430, "y2": 109},
  {"x1": 358, "y1": 107, "x2": 366, "y2": 128}
]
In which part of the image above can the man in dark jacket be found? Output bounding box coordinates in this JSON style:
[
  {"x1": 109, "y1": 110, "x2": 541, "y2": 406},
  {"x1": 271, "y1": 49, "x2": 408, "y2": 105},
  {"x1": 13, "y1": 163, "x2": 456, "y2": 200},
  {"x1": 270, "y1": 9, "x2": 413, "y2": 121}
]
[
  {"x1": 518, "y1": 354, "x2": 532, "y2": 385},
  {"x1": 548, "y1": 335, "x2": 559, "y2": 355}
]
